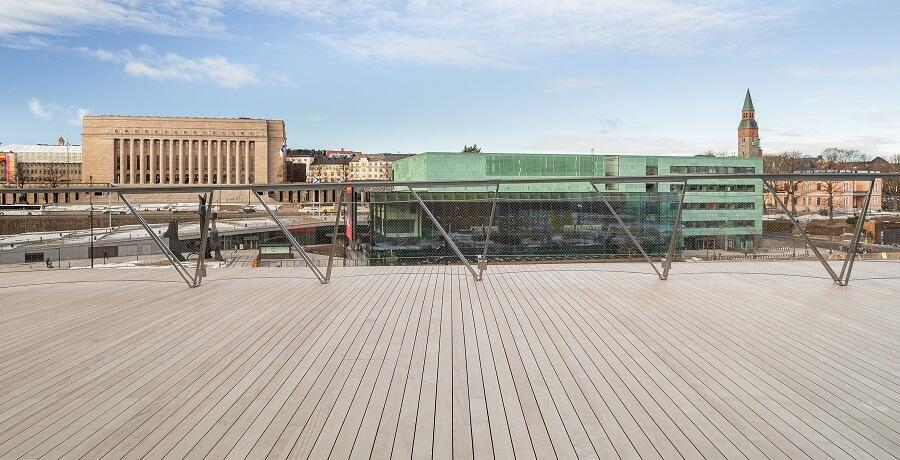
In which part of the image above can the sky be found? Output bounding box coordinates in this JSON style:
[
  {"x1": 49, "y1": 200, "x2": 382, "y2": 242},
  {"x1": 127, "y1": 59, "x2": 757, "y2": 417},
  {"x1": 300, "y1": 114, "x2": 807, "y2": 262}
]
[{"x1": 0, "y1": 0, "x2": 898, "y2": 157}]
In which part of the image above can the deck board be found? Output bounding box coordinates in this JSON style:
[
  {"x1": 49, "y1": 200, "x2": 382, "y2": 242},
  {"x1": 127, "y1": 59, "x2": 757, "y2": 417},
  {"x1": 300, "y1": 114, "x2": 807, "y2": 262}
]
[{"x1": 0, "y1": 261, "x2": 897, "y2": 459}]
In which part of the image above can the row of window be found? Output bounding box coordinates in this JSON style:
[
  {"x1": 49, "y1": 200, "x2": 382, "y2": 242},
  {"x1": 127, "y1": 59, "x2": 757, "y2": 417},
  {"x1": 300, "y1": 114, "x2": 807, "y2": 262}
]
[
  {"x1": 668, "y1": 165, "x2": 756, "y2": 174},
  {"x1": 683, "y1": 220, "x2": 756, "y2": 229},
  {"x1": 792, "y1": 196, "x2": 863, "y2": 207},
  {"x1": 113, "y1": 173, "x2": 245, "y2": 185},
  {"x1": 670, "y1": 184, "x2": 757, "y2": 193},
  {"x1": 787, "y1": 182, "x2": 881, "y2": 192},
  {"x1": 115, "y1": 155, "x2": 251, "y2": 171},
  {"x1": 674, "y1": 202, "x2": 756, "y2": 210}
]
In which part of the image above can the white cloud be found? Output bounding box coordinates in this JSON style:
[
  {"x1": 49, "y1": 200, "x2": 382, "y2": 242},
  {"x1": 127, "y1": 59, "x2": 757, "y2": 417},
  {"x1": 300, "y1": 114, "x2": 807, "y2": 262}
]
[
  {"x1": 80, "y1": 45, "x2": 257, "y2": 88},
  {"x1": 28, "y1": 97, "x2": 53, "y2": 119},
  {"x1": 27, "y1": 97, "x2": 90, "y2": 124},
  {"x1": 302, "y1": 0, "x2": 792, "y2": 67},
  {"x1": 71, "y1": 108, "x2": 90, "y2": 125},
  {"x1": 0, "y1": 0, "x2": 226, "y2": 44},
  {"x1": 784, "y1": 64, "x2": 900, "y2": 78},
  {"x1": 526, "y1": 134, "x2": 724, "y2": 156},
  {"x1": 314, "y1": 32, "x2": 507, "y2": 68},
  {"x1": 2, "y1": 1, "x2": 796, "y2": 67},
  {"x1": 550, "y1": 78, "x2": 606, "y2": 93}
]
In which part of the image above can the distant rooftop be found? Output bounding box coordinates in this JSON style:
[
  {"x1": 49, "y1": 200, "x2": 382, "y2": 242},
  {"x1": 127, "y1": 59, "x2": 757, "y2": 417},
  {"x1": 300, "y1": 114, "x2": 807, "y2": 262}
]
[
  {"x1": 0, "y1": 144, "x2": 83, "y2": 163},
  {"x1": 83, "y1": 115, "x2": 284, "y2": 122}
]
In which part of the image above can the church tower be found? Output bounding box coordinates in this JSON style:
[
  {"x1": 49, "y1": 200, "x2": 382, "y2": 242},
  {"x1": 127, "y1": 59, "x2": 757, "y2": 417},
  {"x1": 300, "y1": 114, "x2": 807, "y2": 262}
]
[{"x1": 738, "y1": 89, "x2": 762, "y2": 157}]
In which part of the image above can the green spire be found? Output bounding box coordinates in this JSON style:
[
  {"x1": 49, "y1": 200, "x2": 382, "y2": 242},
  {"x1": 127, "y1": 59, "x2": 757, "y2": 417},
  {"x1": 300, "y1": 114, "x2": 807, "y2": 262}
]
[{"x1": 743, "y1": 89, "x2": 754, "y2": 111}]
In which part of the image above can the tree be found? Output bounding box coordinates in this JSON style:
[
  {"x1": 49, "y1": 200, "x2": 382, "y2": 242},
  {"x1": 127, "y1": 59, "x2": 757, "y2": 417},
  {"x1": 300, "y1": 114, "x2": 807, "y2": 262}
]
[
  {"x1": 884, "y1": 154, "x2": 900, "y2": 211},
  {"x1": 381, "y1": 161, "x2": 393, "y2": 181},
  {"x1": 46, "y1": 163, "x2": 66, "y2": 188},
  {"x1": 819, "y1": 148, "x2": 865, "y2": 220},
  {"x1": 462, "y1": 144, "x2": 482, "y2": 154},
  {"x1": 763, "y1": 151, "x2": 812, "y2": 215},
  {"x1": 12, "y1": 168, "x2": 29, "y2": 189}
]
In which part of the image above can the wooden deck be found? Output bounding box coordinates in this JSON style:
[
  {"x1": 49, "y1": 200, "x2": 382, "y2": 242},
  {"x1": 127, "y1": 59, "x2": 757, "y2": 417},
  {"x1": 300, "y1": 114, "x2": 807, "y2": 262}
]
[{"x1": 0, "y1": 262, "x2": 897, "y2": 459}]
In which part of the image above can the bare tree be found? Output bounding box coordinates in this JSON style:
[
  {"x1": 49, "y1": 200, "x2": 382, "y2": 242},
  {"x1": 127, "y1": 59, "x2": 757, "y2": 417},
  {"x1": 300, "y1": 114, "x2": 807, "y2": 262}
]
[
  {"x1": 884, "y1": 154, "x2": 900, "y2": 211},
  {"x1": 763, "y1": 151, "x2": 812, "y2": 215},
  {"x1": 819, "y1": 148, "x2": 864, "y2": 219},
  {"x1": 12, "y1": 168, "x2": 30, "y2": 189},
  {"x1": 381, "y1": 161, "x2": 393, "y2": 181},
  {"x1": 46, "y1": 163, "x2": 65, "y2": 188}
]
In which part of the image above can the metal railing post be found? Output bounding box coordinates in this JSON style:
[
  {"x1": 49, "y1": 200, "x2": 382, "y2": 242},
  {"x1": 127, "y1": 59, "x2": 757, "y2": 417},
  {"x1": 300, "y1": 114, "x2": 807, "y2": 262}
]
[
  {"x1": 193, "y1": 191, "x2": 213, "y2": 287},
  {"x1": 478, "y1": 184, "x2": 500, "y2": 280},
  {"x1": 325, "y1": 187, "x2": 345, "y2": 283},
  {"x1": 252, "y1": 190, "x2": 326, "y2": 283},
  {"x1": 589, "y1": 182, "x2": 663, "y2": 279},
  {"x1": 408, "y1": 186, "x2": 481, "y2": 280},
  {"x1": 662, "y1": 180, "x2": 687, "y2": 280},
  {"x1": 764, "y1": 181, "x2": 842, "y2": 284},
  {"x1": 119, "y1": 192, "x2": 196, "y2": 288},
  {"x1": 840, "y1": 179, "x2": 875, "y2": 285}
]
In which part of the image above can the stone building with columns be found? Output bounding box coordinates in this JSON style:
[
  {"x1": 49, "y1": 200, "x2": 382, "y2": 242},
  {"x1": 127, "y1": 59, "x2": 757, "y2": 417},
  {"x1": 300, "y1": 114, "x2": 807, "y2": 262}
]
[{"x1": 81, "y1": 116, "x2": 286, "y2": 186}]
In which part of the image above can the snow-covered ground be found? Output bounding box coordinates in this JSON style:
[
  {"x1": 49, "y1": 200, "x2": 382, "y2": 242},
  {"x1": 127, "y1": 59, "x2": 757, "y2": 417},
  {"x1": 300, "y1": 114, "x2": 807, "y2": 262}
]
[{"x1": 763, "y1": 211, "x2": 900, "y2": 221}]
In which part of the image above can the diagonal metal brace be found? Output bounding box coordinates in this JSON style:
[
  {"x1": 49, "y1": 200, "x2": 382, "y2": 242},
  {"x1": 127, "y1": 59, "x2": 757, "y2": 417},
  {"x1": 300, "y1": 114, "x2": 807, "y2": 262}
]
[
  {"x1": 478, "y1": 184, "x2": 501, "y2": 280},
  {"x1": 590, "y1": 182, "x2": 663, "y2": 279},
  {"x1": 192, "y1": 191, "x2": 214, "y2": 287},
  {"x1": 662, "y1": 181, "x2": 687, "y2": 280},
  {"x1": 324, "y1": 187, "x2": 345, "y2": 283},
  {"x1": 839, "y1": 179, "x2": 875, "y2": 285},
  {"x1": 119, "y1": 192, "x2": 196, "y2": 288},
  {"x1": 408, "y1": 186, "x2": 481, "y2": 281},
  {"x1": 252, "y1": 190, "x2": 327, "y2": 283},
  {"x1": 764, "y1": 181, "x2": 842, "y2": 284}
]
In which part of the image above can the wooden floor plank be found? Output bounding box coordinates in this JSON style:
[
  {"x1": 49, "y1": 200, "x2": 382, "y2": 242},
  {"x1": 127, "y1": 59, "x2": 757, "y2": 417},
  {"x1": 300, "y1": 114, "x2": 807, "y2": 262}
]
[{"x1": 0, "y1": 261, "x2": 895, "y2": 459}]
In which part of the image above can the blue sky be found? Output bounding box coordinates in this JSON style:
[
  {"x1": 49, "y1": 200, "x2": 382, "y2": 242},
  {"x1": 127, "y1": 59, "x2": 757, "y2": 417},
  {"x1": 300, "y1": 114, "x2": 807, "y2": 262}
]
[{"x1": 1, "y1": 0, "x2": 898, "y2": 157}]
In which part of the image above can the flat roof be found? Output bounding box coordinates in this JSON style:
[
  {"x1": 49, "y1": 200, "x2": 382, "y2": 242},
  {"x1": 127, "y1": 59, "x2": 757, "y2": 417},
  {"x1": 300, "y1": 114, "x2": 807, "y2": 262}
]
[
  {"x1": 83, "y1": 115, "x2": 284, "y2": 122},
  {"x1": 0, "y1": 144, "x2": 83, "y2": 163},
  {"x1": 0, "y1": 261, "x2": 896, "y2": 458}
]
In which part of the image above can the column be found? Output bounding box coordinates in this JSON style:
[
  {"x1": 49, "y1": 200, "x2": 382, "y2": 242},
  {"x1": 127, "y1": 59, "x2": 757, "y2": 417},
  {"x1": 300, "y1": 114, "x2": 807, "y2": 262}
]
[
  {"x1": 206, "y1": 141, "x2": 212, "y2": 184},
  {"x1": 129, "y1": 139, "x2": 137, "y2": 184},
  {"x1": 225, "y1": 141, "x2": 231, "y2": 184},
  {"x1": 140, "y1": 139, "x2": 147, "y2": 184},
  {"x1": 216, "y1": 141, "x2": 223, "y2": 184},
  {"x1": 187, "y1": 139, "x2": 193, "y2": 184},
  {"x1": 168, "y1": 140, "x2": 174, "y2": 184},
  {"x1": 242, "y1": 142, "x2": 250, "y2": 184},
  {"x1": 155, "y1": 140, "x2": 161, "y2": 184},
  {"x1": 199, "y1": 140, "x2": 205, "y2": 183},
  {"x1": 150, "y1": 140, "x2": 157, "y2": 184},
  {"x1": 118, "y1": 139, "x2": 126, "y2": 184},
  {"x1": 180, "y1": 140, "x2": 186, "y2": 183}
]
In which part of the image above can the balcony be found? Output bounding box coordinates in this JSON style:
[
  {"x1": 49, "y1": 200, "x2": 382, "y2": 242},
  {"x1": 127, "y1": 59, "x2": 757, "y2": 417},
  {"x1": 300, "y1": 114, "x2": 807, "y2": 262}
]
[{"x1": 0, "y1": 173, "x2": 897, "y2": 458}]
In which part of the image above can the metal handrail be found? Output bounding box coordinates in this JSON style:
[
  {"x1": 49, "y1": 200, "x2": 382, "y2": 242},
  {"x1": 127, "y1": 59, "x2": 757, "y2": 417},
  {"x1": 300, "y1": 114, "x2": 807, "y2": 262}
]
[{"x1": 2, "y1": 172, "x2": 898, "y2": 194}]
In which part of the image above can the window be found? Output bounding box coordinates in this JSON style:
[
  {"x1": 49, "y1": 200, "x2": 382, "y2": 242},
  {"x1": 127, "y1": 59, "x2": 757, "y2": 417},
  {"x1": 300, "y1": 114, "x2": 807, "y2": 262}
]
[
  {"x1": 682, "y1": 220, "x2": 755, "y2": 229},
  {"x1": 670, "y1": 184, "x2": 756, "y2": 193},
  {"x1": 676, "y1": 202, "x2": 755, "y2": 210},
  {"x1": 669, "y1": 165, "x2": 756, "y2": 174}
]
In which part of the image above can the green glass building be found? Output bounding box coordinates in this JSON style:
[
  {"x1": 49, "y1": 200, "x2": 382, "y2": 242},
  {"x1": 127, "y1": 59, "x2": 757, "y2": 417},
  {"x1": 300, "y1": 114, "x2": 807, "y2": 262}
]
[{"x1": 365, "y1": 152, "x2": 762, "y2": 264}]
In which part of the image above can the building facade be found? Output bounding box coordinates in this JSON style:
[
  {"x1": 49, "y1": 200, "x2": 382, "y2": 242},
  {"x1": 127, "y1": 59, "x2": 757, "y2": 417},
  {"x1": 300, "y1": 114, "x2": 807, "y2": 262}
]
[
  {"x1": 81, "y1": 116, "x2": 286, "y2": 185},
  {"x1": 765, "y1": 177, "x2": 883, "y2": 214},
  {"x1": 738, "y1": 89, "x2": 762, "y2": 158},
  {"x1": 0, "y1": 153, "x2": 14, "y2": 182},
  {"x1": 308, "y1": 156, "x2": 352, "y2": 183},
  {"x1": 349, "y1": 153, "x2": 411, "y2": 181},
  {"x1": 0, "y1": 144, "x2": 82, "y2": 185},
  {"x1": 363, "y1": 152, "x2": 763, "y2": 264}
]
